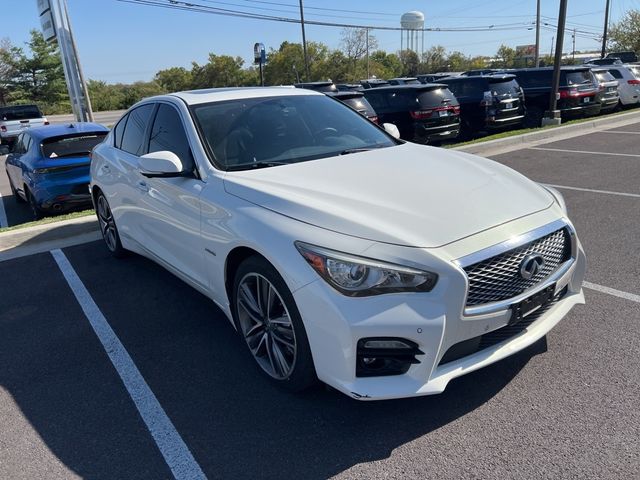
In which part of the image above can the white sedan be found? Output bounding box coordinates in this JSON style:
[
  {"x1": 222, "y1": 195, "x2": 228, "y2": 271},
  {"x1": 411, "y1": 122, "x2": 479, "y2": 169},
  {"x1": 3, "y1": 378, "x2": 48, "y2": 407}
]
[{"x1": 90, "y1": 87, "x2": 586, "y2": 400}]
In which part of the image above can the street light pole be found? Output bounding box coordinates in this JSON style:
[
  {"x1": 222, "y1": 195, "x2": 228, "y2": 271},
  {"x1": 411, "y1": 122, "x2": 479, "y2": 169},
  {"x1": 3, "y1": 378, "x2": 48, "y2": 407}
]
[
  {"x1": 544, "y1": 0, "x2": 568, "y2": 126},
  {"x1": 601, "y1": 0, "x2": 611, "y2": 58},
  {"x1": 298, "y1": 0, "x2": 310, "y2": 81},
  {"x1": 534, "y1": 0, "x2": 541, "y2": 67}
]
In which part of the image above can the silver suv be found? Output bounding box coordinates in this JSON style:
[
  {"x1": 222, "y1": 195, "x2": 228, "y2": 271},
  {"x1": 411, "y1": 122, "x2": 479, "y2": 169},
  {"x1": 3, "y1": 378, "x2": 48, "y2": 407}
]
[
  {"x1": 602, "y1": 64, "x2": 640, "y2": 106},
  {"x1": 0, "y1": 105, "x2": 49, "y2": 147}
]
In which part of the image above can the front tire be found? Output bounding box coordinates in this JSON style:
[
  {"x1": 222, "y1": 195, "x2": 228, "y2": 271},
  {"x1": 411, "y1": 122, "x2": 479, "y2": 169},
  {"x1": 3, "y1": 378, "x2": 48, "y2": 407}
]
[
  {"x1": 232, "y1": 256, "x2": 317, "y2": 392},
  {"x1": 96, "y1": 191, "x2": 126, "y2": 258}
]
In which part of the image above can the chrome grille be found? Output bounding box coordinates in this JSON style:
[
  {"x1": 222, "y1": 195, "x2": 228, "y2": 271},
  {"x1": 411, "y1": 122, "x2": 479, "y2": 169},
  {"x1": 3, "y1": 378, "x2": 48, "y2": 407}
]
[{"x1": 463, "y1": 228, "x2": 571, "y2": 307}]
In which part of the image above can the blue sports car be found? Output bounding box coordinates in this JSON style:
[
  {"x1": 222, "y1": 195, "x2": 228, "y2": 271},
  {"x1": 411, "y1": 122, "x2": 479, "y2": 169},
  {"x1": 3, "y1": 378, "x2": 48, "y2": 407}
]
[{"x1": 5, "y1": 123, "x2": 108, "y2": 219}]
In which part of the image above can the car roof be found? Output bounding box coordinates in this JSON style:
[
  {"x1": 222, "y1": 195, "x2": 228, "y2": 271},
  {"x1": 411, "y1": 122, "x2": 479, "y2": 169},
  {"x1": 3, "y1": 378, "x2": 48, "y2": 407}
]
[
  {"x1": 167, "y1": 87, "x2": 322, "y2": 105},
  {"x1": 443, "y1": 74, "x2": 516, "y2": 82},
  {"x1": 294, "y1": 81, "x2": 333, "y2": 87},
  {"x1": 25, "y1": 122, "x2": 109, "y2": 141},
  {"x1": 389, "y1": 77, "x2": 418, "y2": 81},
  {"x1": 364, "y1": 83, "x2": 447, "y2": 92},
  {"x1": 327, "y1": 91, "x2": 365, "y2": 99}
]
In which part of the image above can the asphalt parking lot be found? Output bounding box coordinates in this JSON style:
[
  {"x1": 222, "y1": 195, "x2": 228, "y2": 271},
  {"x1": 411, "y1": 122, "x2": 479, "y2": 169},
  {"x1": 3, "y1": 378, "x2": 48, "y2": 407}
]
[{"x1": 1, "y1": 123, "x2": 639, "y2": 479}]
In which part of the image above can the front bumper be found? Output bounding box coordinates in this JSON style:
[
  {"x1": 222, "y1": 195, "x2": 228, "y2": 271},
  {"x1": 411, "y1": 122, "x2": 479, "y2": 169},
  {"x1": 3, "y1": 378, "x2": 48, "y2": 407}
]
[{"x1": 293, "y1": 222, "x2": 586, "y2": 401}]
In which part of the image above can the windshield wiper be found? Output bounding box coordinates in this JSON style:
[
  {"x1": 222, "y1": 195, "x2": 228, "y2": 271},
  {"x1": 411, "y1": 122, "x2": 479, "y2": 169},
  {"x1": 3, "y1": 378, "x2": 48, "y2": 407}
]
[
  {"x1": 340, "y1": 145, "x2": 387, "y2": 155},
  {"x1": 225, "y1": 160, "x2": 290, "y2": 171}
]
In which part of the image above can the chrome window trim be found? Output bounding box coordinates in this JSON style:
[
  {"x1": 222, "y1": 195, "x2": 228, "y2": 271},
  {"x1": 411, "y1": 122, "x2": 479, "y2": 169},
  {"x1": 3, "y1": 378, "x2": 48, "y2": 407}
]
[{"x1": 455, "y1": 218, "x2": 577, "y2": 316}]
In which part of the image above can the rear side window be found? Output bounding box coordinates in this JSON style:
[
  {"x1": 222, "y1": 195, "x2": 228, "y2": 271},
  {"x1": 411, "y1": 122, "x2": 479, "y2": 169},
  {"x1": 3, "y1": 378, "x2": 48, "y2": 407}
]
[
  {"x1": 443, "y1": 80, "x2": 482, "y2": 98},
  {"x1": 608, "y1": 69, "x2": 623, "y2": 79},
  {"x1": 148, "y1": 104, "x2": 193, "y2": 167},
  {"x1": 0, "y1": 105, "x2": 43, "y2": 121},
  {"x1": 341, "y1": 97, "x2": 376, "y2": 116},
  {"x1": 364, "y1": 92, "x2": 388, "y2": 110},
  {"x1": 113, "y1": 114, "x2": 128, "y2": 148},
  {"x1": 516, "y1": 71, "x2": 551, "y2": 88},
  {"x1": 120, "y1": 104, "x2": 155, "y2": 156},
  {"x1": 629, "y1": 66, "x2": 640, "y2": 78},
  {"x1": 42, "y1": 133, "x2": 107, "y2": 159}
]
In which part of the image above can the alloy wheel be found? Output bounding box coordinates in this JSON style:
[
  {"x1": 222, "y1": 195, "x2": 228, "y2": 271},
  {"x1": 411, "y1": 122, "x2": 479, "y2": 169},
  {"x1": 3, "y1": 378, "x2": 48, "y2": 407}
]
[
  {"x1": 97, "y1": 194, "x2": 118, "y2": 252},
  {"x1": 236, "y1": 273, "x2": 298, "y2": 379}
]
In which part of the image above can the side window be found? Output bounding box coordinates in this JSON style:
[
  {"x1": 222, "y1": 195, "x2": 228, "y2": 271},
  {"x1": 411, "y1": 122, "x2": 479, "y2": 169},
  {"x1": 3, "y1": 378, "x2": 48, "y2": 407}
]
[
  {"x1": 608, "y1": 69, "x2": 623, "y2": 79},
  {"x1": 113, "y1": 113, "x2": 129, "y2": 148},
  {"x1": 148, "y1": 104, "x2": 194, "y2": 167},
  {"x1": 365, "y1": 93, "x2": 387, "y2": 111},
  {"x1": 24, "y1": 134, "x2": 33, "y2": 153},
  {"x1": 120, "y1": 104, "x2": 154, "y2": 156},
  {"x1": 12, "y1": 134, "x2": 24, "y2": 154}
]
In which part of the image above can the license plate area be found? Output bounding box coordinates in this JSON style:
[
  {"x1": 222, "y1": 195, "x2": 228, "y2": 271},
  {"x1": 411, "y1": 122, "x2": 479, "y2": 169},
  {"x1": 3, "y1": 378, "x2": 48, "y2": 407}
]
[
  {"x1": 439, "y1": 110, "x2": 449, "y2": 117},
  {"x1": 583, "y1": 97, "x2": 591, "y2": 103},
  {"x1": 509, "y1": 284, "x2": 555, "y2": 326}
]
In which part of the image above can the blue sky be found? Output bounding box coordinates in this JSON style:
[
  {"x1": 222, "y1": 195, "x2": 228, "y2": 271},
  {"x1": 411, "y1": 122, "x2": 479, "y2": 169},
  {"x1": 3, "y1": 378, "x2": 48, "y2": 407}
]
[{"x1": 4, "y1": 0, "x2": 625, "y2": 83}]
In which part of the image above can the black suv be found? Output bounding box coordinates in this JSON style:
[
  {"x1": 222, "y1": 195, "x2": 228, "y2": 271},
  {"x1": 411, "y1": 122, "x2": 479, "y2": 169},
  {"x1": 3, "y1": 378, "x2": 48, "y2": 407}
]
[
  {"x1": 363, "y1": 84, "x2": 460, "y2": 144},
  {"x1": 360, "y1": 79, "x2": 390, "y2": 89},
  {"x1": 388, "y1": 77, "x2": 421, "y2": 85},
  {"x1": 327, "y1": 91, "x2": 379, "y2": 123},
  {"x1": 512, "y1": 66, "x2": 601, "y2": 127},
  {"x1": 440, "y1": 74, "x2": 525, "y2": 138}
]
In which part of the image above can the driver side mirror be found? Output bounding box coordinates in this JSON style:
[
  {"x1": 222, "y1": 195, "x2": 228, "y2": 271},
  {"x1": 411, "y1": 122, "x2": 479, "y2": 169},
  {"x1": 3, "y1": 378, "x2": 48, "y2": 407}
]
[
  {"x1": 0, "y1": 145, "x2": 9, "y2": 156},
  {"x1": 382, "y1": 123, "x2": 401, "y2": 139},
  {"x1": 139, "y1": 151, "x2": 188, "y2": 178}
]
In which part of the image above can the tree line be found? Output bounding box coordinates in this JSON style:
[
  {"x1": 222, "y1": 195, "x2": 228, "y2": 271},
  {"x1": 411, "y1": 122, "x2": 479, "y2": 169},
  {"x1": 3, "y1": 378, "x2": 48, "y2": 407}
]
[{"x1": 2, "y1": 12, "x2": 639, "y2": 115}]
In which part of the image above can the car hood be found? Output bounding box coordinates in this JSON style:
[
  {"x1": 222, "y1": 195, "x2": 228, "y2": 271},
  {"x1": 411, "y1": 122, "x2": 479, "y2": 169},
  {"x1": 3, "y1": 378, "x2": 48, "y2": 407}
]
[{"x1": 223, "y1": 143, "x2": 554, "y2": 248}]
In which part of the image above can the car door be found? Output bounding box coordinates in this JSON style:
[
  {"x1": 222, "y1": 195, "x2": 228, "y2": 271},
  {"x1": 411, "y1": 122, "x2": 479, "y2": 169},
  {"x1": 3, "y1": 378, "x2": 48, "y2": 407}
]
[
  {"x1": 107, "y1": 103, "x2": 156, "y2": 245},
  {"x1": 134, "y1": 102, "x2": 207, "y2": 288},
  {"x1": 6, "y1": 133, "x2": 29, "y2": 198}
]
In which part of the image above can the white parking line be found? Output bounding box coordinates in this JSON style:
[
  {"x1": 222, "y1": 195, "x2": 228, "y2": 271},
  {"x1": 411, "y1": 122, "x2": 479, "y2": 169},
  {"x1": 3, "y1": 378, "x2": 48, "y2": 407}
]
[
  {"x1": 0, "y1": 191, "x2": 7, "y2": 228},
  {"x1": 583, "y1": 281, "x2": 640, "y2": 303},
  {"x1": 600, "y1": 130, "x2": 640, "y2": 135},
  {"x1": 545, "y1": 184, "x2": 640, "y2": 199},
  {"x1": 50, "y1": 249, "x2": 207, "y2": 480},
  {"x1": 529, "y1": 147, "x2": 640, "y2": 158}
]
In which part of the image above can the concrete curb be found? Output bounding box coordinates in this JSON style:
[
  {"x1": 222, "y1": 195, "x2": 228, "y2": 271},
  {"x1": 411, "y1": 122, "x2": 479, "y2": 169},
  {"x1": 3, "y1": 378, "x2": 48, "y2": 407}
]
[
  {"x1": 454, "y1": 109, "x2": 640, "y2": 157},
  {"x1": 2, "y1": 108, "x2": 640, "y2": 261},
  {"x1": 0, "y1": 215, "x2": 100, "y2": 262}
]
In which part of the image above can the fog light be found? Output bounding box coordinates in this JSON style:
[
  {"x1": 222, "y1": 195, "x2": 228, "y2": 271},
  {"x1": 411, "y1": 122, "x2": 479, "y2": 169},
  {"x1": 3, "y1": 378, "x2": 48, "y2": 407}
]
[{"x1": 356, "y1": 337, "x2": 424, "y2": 377}]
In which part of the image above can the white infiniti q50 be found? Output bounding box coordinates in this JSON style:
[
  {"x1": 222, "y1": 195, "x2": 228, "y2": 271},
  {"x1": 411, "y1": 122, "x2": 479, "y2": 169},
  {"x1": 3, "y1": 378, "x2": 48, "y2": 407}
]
[{"x1": 90, "y1": 87, "x2": 585, "y2": 400}]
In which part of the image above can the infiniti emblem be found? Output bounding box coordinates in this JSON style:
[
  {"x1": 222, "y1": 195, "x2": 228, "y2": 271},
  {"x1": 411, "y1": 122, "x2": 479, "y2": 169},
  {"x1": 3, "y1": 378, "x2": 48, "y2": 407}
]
[{"x1": 520, "y1": 254, "x2": 545, "y2": 280}]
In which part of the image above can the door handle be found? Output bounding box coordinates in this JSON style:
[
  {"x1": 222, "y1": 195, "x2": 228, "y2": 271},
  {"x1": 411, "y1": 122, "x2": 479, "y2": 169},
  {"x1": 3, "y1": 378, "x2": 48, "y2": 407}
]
[{"x1": 137, "y1": 180, "x2": 149, "y2": 192}]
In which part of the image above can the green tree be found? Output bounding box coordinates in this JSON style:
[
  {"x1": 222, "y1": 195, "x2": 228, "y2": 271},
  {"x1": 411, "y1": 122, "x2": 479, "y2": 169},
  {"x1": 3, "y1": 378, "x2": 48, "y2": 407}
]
[
  {"x1": 446, "y1": 51, "x2": 470, "y2": 71},
  {"x1": 0, "y1": 38, "x2": 19, "y2": 106},
  {"x1": 399, "y1": 50, "x2": 420, "y2": 76},
  {"x1": 494, "y1": 44, "x2": 516, "y2": 68},
  {"x1": 191, "y1": 54, "x2": 253, "y2": 88},
  {"x1": 264, "y1": 41, "x2": 330, "y2": 84},
  {"x1": 87, "y1": 80, "x2": 126, "y2": 111},
  {"x1": 154, "y1": 67, "x2": 193, "y2": 92},
  {"x1": 608, "y1": 9, "x2": 640, "y2": 54},
  {"x1": 340, "y1": 28, "x2": 378, "y2": 80},
  {"x1": 8, "y1": 30, "x2": 68, "y2": 113},
  {"x1": 420, "y1": 45, "x2": 448, "y2": 73},
  {"x1": 369, "y1": 50, "x2": 402, "y2": 79}
]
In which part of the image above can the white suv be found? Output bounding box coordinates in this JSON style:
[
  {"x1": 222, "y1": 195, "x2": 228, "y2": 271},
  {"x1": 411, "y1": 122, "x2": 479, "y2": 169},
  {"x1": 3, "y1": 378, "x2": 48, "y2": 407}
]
[
  {"x1": 90, "y1": 87, "x2": 586, "y2": 400},
  {"x1": 0, "y1": 104, "x2": 49, "y2": 146},
  {"x1": 605, "y1": 64, "x2": 640, "y2": 106}
]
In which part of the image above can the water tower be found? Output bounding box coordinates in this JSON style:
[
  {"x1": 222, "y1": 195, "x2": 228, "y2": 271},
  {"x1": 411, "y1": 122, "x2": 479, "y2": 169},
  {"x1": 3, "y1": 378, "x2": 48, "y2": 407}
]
[{"x1": 401, "y1": 11, "x2": 425, "y2": 57}]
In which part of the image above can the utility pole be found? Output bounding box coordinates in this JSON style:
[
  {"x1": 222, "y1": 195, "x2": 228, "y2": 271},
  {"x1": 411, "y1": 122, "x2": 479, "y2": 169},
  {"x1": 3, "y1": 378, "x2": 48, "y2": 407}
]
[
  {"x1": 543, "y1": 0, "x2": 569, "y2": 126},
  {"x1": 550, "y1": 36, "x2": 555, "y2": 59},
  {"x1": 366, "y1": 27, "x2": 370, "y2": 79},
  {"x1": 601, "y1": 0, "x2": 611, "y2": 58},
  {"x1": 298, "y1": 0, "x2": 310, "y2": 81},
  {"x1": 535, "y1": 0, "x2": 541, "y2": 67},
  {"x1": 572, "y1": 28, "x2": 576, "y2": 62}
]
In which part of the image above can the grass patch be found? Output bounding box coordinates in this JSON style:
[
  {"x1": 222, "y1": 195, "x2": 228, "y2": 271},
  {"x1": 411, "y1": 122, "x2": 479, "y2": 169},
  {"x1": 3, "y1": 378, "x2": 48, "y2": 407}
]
[{"x1": 0, "y1": 209, "x2": 95, "y2": 233}]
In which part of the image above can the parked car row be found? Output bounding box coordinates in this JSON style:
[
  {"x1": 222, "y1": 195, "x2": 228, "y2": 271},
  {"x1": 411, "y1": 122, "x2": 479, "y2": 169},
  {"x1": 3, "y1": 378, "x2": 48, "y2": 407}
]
[{"x1": 295, "y1": 61, "x2": 640, "y2": 143}]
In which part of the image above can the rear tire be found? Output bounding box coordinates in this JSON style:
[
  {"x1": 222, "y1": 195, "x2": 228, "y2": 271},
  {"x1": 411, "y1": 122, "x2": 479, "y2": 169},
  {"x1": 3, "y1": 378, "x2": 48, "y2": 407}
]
[
  {"x1": 232, "y1": 255, "x2": 317, "y2": 392},
  {"x1": 26, "y1": 189, "x2": 43, "y2": 220},
  {"x1": 95, "y1": 191, "x2": 127, "y2": 258},
  {"x1": 7, "y1": 172, "x2": 26, "y2": 203}
]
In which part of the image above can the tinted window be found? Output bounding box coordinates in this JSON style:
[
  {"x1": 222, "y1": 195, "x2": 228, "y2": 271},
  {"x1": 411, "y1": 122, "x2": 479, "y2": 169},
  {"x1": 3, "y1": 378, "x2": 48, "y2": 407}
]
[
  {"x1": 0, "y1": 105, "x2": 43, "y2": 121},
  {"x1": 24, "y1": 134, "x2": 33, "y2": 153},
  {"x1": 608, "y1": 69, "x2": 623, "y2": 79},
  {"x1": 42, "y1": 133, "x2": 107, "y2": 159},
  {"x1": 418, "y1": 88, "x2": 457, "y2": 107},
  {"x1": 113, "y1": 114, "x2": 128, "y2": 148},
  {"x1": 120, "y1": 104, "x2": 154, "y2": 156},
  {"x1": 594, "y1": 71, "x2": 615, "y2": 83},
  {"x1": 192, "y1": 95, "x2": 395, "y2": 169},
  {"x1": 363, "y1": 91, "x2": 388, "y2": 110},
  {"x1": 564, "y1": 71, "x2": 591, "y2": 86},
  {"x1": 443, "y1": 80, "x2": 482, "y2": 97},
  {"x1": 516, "y1": 70, "x2": 551, "y2": 88},
  {"x1": 489, "y1": 79, "x2": 521, "y2": 96},
  {"x1": 12, "y1": 134, "x2": 25, "y2": 154},
  {"x1": 340, "y1": 97, "x2": 376, "y2": 117},
  {"x1": 629, "y1": 66, "x2": 640, "y2": 78},
  {"x1": 148, "y1": 104, "x2": 193, "y2": 167}
]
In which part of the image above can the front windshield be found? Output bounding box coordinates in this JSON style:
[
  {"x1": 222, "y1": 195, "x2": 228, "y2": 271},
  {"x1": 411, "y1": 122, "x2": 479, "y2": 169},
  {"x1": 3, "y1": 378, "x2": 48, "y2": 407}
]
[{"x1": 192, "y1": 94, "x2": 396, "y2": 170}]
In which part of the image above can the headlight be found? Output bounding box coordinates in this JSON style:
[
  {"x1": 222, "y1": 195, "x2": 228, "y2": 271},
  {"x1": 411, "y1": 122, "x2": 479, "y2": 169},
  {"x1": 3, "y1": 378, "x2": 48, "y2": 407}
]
[
  {"x1": 295, "y1": 242, "x2": 438, "y2": 297},
  {"x1": 542, "y1": 185, "x2": 568, "y2": 214}
]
